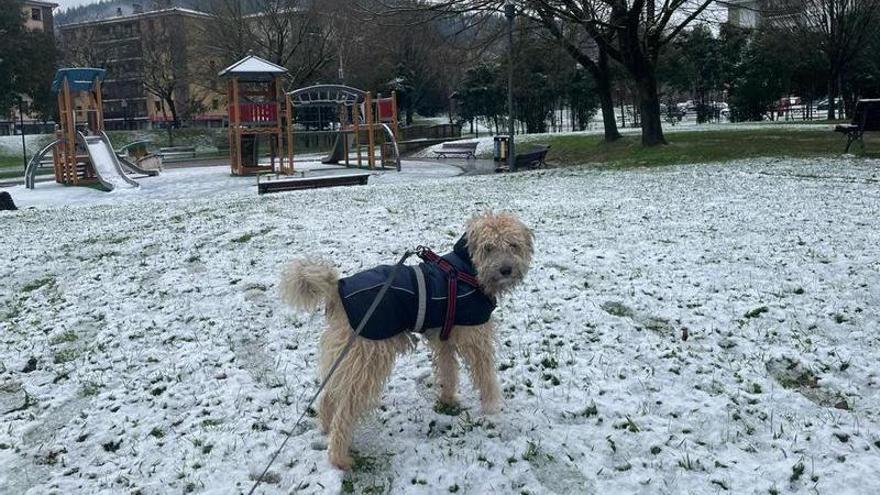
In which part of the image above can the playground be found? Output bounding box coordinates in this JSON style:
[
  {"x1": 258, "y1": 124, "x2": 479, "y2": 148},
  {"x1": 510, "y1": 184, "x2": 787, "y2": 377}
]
[{"x1": 11, "y1": 57, "x2": 431, "y2": 205}]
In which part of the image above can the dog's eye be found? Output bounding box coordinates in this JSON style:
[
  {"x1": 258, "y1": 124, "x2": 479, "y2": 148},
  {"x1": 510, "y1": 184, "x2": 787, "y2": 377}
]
[
  {"x1": 510, "y1": 243, "x2": 520, "y2": 250},
  {"x1": 485, "y1": 245, "x2": 494, "y2": 253}
]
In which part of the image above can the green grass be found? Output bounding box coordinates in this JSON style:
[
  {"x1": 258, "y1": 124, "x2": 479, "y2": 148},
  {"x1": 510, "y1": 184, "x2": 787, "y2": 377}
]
[
  {"x1": 511, "y1": 128, "x2": 875, "y2": 168},
  {"x1": 0, "y1": 155, "x2": 26, "y2": 180}
]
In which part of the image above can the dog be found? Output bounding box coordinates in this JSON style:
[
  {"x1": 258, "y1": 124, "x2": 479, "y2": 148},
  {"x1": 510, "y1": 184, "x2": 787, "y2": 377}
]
[{"x1": 279, "y1": 212, "x2": 534, "y2": 469}]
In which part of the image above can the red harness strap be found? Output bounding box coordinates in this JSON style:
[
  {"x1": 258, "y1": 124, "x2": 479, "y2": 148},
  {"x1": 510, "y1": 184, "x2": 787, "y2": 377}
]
[{"x1": 416, "y1": 247, "x2": 481, "y2": 341}]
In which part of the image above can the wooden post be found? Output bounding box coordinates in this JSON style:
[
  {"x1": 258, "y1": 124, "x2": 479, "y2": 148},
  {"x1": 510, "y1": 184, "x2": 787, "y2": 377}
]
[
  {"x1": 227, "y1": 79, "x2": 234, "y2": 174},
  {"x1": 353, "y1": 101, "x2": 362, "y2": 168},
  {"x1": 55, "y1": 92, "x2": 64, "y2": 183},
  {"x1": 286, "y1": 94, "x2": 294, "y2": 174},
  {"x1": 365, "y1": 93, "x2": 375, "y2": 169},
  {"x1": 274, "y1": 76, "x2": 283, "y2": 172},
  {"x1": 390, "y1": 90, "x2": 399, "y2": 140},
  {"x1": 63, "y1": 78, "x2": 76, "y2": 184},
  {"x1": 94, "y1": 78, "x2": 104, "y2": 131},
  {"x1": 232, "y1": 77, "x2": 241, "y2": 174}
]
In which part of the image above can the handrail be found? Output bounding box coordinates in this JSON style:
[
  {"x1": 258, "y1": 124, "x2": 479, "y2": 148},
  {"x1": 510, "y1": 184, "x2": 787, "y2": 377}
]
[
  {"x1": 380, "y1": 123, "x2": 401, "y2": 171},
  {"x1": 24, "y1": 139, "x2": 60, "y2": 189}
]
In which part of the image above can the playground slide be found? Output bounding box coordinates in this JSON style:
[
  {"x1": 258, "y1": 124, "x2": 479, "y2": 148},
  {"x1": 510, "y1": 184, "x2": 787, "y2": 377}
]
[
  {"x1": 25, "y1": 139, "x2": 60, "y2": 189},
  {"x1": 118, "y1": 155, "x2": 159, "y2": 177},
  {"x1": 112, "y1": 133, "x2": 160, "y2": 177},
  {"x1": 322, "y1": 132, "x2": 347, "y2": 164},
  {"x1": 79, "y1": 132, "x2": 140, "y2": 191}
]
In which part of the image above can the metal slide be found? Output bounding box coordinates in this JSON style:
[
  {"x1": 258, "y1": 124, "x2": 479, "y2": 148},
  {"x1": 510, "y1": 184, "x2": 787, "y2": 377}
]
[
  {"x1": 78, "y1": 131, "x2": 140, "y2": 191},
  {"x1": 110, "y1": 131, "x2": 159, "y2": 177},
  {"x1": 322, "y1": 132, "x2": 347, "y2": 164},
  {"x1": 117, "y1": 155, "x2": 160, "y2": 177},
  {"x1": 380, "y1": 123, "x2": 401, "y2": 171},
  {"x1": 25, "y1": 139, "x2": 60, "y2": 189}
]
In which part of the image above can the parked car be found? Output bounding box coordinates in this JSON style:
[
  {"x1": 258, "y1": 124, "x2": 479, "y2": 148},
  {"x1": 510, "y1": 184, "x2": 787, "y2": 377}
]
[{"x1": 817, "y1": 97, "x2": 843, "y2": 111}]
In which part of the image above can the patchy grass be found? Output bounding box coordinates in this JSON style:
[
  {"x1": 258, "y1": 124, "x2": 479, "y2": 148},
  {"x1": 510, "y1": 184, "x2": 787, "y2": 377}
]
[
  {"x1": 526, "y1": 128, "x2": 867, "y2": 168},
  {"x1": 21, "y1": 276, "x2": 55, "y2": 293}
]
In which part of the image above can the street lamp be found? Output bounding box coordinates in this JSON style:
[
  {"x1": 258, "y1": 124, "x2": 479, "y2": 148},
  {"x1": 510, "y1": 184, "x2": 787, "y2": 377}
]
[
  {"x1": 505, "y1": 1, "x2": 516, "y2": 172},
  {"x1": 18, "y1": 96, "x2": 27, "y2": 171},
  {"x1": 121, "y1": 99, "x2": 129, "y2": 130}
]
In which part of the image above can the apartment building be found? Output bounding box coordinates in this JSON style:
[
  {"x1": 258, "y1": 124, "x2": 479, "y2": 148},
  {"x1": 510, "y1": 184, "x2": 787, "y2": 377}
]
[
  {"x1": 726, "y1": 0, "x2": 802, "y2": 29},
  {"x1": 0, "y1": 1, "x2": 58, "y2": 135},
  {"x1": 58, "y1": 6, "x2": 226, "y2": 130},
  {"x1": 22, "y1": 0, "x2": 57, "y2": 32}
]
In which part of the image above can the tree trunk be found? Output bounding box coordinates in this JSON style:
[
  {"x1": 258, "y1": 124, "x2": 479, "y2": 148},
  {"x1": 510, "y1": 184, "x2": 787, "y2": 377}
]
[
  {"x1": 635, "y1": 69, "x2": 666, "y2": 146},
  {"x1": 827, "y1": 71, "x2": 839, "y2": 121},
  {"x1": 595, "y1": 50, "x2": 621, "y2": 142}
]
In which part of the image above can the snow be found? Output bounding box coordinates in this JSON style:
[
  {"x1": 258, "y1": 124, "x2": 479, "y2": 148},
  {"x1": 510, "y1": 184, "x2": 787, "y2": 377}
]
[
  {"x1": 2, "y1": 160, "x2": 462, "y2": 210},
  {"x1": 2, "y1": 156, "x2": 880, "y2": 494}
]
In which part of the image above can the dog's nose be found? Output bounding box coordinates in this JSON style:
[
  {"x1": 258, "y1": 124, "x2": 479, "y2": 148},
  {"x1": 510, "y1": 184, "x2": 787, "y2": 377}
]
[{"x1": 500, "y1": 266, "x2": 512, "y2": 276}]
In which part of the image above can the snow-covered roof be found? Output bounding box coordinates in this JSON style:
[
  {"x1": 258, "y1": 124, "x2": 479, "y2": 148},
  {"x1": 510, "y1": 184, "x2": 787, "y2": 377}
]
[
  {"x1": 58, "y1": 7, "x2": 211, "y2": 29},
  {"x1": 218, "y1": 55, "x2": 288, "y2": 78}
]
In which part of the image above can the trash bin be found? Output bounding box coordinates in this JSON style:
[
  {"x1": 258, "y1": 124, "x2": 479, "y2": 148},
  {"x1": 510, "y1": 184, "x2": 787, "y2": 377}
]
[{"x1": 493, "y1": 135, "x2": 510, "y2": 162}]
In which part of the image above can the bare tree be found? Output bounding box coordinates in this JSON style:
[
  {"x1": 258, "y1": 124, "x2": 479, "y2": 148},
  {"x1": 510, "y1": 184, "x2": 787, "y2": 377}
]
[
  {"x1": 528, "y1": 9, "x2": 621, "y2": 141},
  {"x1": 141, "y1": 15, "x2": 186, "y2": 129},
  {"x1": 776, "y1": 0, "x2": 880, "y2": 119},
  {"x1": 249, "y1": 0, "x2": 334, "y2": 86},
  {"x1": 201, "y1": 0, "x2": 335, "y2": 88},
  {"x1": 523, "y1": 1, "x2": 716, "y2": 146}
]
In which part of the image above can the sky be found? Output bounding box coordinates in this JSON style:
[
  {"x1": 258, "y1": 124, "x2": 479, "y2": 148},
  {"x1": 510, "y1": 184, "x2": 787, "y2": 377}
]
[{"x1": 52, "y1": 0, "x2": 99, "y2": 10}]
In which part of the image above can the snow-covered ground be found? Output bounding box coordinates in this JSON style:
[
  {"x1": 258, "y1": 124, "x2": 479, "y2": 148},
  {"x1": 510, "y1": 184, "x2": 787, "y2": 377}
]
[
  {"x1": 1, "y1": 156, "x2": 879, "y2": 494},
  {"x1": 2, "y1": 160, "x2": 462, "y2": 210}
]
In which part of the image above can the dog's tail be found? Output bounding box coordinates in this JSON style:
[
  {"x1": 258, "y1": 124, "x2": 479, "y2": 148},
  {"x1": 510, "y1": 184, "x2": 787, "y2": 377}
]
[{"x1": 279, "y1": 258, "x2": 339, "y2": 312}]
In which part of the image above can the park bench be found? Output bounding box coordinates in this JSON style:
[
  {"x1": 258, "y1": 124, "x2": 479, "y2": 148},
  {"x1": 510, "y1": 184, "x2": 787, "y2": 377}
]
[
  {"x1": 433, "y1": 141, "x2": 478, "y2": 160},
  {"x1": 834, "y1": 99, "x2": 880, "y2": 153},
  {"x1": 159, "y1": 146, "x2": 197, "y2": 161},
  {"x1": 257, "y1": 172, "x2": 371, "y2": 194},
  {"x1": 495, "y1": 145, "x2": 551, "y2": 173}
]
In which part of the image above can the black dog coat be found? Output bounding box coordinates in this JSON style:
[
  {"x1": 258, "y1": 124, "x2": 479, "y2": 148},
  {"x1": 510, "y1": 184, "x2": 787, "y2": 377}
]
[{"x1": 337, "y1": 237, "x2": 496, "y2": 340}]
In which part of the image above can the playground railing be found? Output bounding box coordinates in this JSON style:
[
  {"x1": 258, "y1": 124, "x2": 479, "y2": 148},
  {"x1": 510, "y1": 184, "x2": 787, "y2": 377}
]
[{"x1": 236, "y1": 103, "x2": 278, "y2": 125}]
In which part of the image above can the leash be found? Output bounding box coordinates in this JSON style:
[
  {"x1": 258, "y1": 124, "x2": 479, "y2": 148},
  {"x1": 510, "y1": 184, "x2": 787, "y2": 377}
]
[
  {"x1": 248, "y1": 249, "x2": 415, "y2": 495},
  {"x1": 415, "y1": 246, "x2": 481, "y2": 341}
]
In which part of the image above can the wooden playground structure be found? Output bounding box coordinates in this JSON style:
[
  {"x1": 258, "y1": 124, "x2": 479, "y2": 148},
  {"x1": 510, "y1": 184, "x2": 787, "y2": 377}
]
[
  {"x1": 25, "y1": 68, "x2": 158, "y2": 191},
  {"x1": 52, "y1": 68, "x2": 106, "y2": 186},
  {"x1": 220, "y1": 55, "x2": 401, "y2": 184}
]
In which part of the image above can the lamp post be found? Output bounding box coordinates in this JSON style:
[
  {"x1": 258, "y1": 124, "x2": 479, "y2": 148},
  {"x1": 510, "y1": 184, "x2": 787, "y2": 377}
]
[
  {"x1": 505, "y1": 1, "x2": 516, "y2": 172},
  {"x1": 18, "y1": 96, "x2": 27, "y2": 171},
  {"x1": 121, "y1": 99, "x2": 129, "y2": 130}
]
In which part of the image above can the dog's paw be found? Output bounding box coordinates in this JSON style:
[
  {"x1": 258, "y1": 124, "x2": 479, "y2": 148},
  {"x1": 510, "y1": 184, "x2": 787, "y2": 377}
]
[{"x1": 330, "y1": 453, "x2": 353, "y2": 471}]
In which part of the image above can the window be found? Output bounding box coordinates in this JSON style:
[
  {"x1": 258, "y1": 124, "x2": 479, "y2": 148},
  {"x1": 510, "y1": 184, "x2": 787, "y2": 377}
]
[
  {"x1": 31, "y1": 8, "x2": 41, "y2": 21},
  {"x1": 212, "y1": 99, "x2": 219, "y2": 110},
  {"x1": 154, "y1": 100, "x2": 164, "y2": 113}
]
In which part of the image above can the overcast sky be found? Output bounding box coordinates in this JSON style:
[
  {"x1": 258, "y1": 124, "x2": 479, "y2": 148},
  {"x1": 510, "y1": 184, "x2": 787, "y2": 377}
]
[{"x1": 52, "y1": 0, "x2": 98, "y2": 10}]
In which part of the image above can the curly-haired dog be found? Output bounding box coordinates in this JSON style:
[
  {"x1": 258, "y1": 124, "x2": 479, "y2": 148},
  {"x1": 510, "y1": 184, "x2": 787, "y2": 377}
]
[{"x1": 279, "y1": 212, "x2": 534, "y2": 469}]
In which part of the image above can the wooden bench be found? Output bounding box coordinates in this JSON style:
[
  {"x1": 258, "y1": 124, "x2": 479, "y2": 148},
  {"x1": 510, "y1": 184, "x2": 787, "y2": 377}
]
[
  {"x1": 433, "y1": 142, "x2": 478, "y2": 160},
  {"x1": 257, "y1": 173, "x2": 371, "y2": 194},
  {"x1": 159, "y1": 146, "x2": 197, "y2": 161},
  {"x1": 495, "y1": 145, "x2": 551, "y2": 173},
  {"x1": 834, "y1": 99, "x2": 880, "y2": 153}
]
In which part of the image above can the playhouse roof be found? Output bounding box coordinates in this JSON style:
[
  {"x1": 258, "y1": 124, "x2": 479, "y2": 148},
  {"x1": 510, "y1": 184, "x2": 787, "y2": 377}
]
[
  {"x1": 51, "y1": 68, "x2": 106, "y2": 93},
  {"x1": 218, "y1": 55, "x2": 288, "y2": 78}
]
